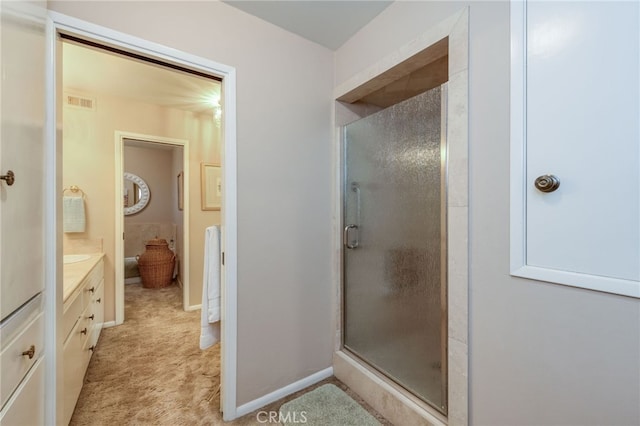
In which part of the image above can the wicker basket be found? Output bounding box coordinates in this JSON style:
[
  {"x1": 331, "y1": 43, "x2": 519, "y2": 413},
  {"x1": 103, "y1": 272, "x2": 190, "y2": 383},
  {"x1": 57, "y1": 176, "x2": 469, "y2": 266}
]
[{"x1": 136, "y1": 238, "x2": 176, "y2": 288}]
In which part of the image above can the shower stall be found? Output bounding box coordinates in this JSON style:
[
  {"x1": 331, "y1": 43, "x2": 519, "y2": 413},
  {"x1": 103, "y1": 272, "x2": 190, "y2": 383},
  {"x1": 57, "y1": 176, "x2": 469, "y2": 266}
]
[{"x1": 342, "y1": 84, "x2": 448, "y2": 414}]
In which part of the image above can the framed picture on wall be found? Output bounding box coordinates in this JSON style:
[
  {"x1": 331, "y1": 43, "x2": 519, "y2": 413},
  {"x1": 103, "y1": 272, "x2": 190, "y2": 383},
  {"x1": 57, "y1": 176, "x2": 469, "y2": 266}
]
[
  {"x1": 201, "y1": 163, "x2": 221, "y2": 211},
  {"x1": 177, "y1": 171, "x2": 184, "y2": 211}
]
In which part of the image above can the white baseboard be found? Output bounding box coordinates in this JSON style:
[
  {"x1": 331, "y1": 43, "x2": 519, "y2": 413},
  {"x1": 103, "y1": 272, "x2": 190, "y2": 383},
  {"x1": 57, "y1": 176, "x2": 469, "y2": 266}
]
[
  {"x1": 185, "y1": 304, "x2": 201, "y2": 312},
  {"x1": 102, "y1": 321, "x2": 117, "y2": 328},
  {"x1": 235, "y1": 367, "x2": 334, "y2": 418}
]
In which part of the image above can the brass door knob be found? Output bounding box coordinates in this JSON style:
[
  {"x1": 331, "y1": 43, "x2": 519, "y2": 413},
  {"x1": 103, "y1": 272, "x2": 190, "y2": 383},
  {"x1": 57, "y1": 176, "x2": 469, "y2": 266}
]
[
  {"x1": 1, "y1": 170, "x2": 15, "y2": 186},
  {"x1": 535, "y1": 174, "x2": 560, "y2": 193}
]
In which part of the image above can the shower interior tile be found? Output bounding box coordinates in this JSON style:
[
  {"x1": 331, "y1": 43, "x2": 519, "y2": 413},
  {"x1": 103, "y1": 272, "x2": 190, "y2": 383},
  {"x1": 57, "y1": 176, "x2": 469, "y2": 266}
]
[
  {"x1": 448, "y1": 8, "x2": 469, "y2": 76},
  {"x1": 447, "y1": 338, "x2": 468, "y2": 426},
  {"x1": 446, "y1": 69, "x2": 469, "y2": 209},
  {"x1": 334, "y1": 352, "x2": 446, "y2": 426},
  {"x1": 448, "y1": 272, "x2": 468, "y2": 345}
]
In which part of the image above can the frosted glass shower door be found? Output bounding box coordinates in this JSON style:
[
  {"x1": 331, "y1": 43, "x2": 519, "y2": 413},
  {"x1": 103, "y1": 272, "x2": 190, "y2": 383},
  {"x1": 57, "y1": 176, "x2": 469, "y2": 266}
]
[{"x1": 343, "y1": 86, "x2": 447, "y2": 413}]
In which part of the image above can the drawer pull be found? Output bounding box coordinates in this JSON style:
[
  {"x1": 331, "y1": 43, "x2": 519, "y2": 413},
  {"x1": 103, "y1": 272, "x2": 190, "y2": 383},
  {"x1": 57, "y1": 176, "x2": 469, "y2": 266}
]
[
  {"x1": 87, "y1": 314, "x2": 95, "y2": 320},
  {"x1": 88, "y1": 286, "x2": 95, "y2": 293},
  {"x1": 21, "y1": 345, "x2": 36, "y2": 359},
  {"x1": 80, "y1": 328, "x2": 87, "y2": 335},
  {"x1": 97, "y1": 298, "x2": 101, "y2": 303},
  {"x1": 1, "y1": 170, "x2": 15, "y2": 186},
  {"x1": 89, "y1": 345, "x2": 96, "y2": 352}
]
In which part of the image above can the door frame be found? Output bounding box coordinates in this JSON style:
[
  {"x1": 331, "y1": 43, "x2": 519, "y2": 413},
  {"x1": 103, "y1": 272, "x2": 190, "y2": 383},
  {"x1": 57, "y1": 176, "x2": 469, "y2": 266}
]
[
  {"x1": 114, "y1": 133, "x2": 190, "y2": 322},
  {"x1": 46, "y1": 11, "x2": 239, "y2": 420}
]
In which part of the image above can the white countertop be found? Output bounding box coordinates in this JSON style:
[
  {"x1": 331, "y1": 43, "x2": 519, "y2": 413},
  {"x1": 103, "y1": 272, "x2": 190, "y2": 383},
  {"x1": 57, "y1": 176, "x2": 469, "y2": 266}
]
[{"x1": 63, "y1": 253, "x2": 104, "y2": 303}]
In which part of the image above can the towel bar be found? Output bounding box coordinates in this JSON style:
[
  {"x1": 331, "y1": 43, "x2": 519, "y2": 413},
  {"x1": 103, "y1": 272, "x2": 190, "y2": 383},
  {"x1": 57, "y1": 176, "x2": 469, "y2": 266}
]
[{"x1": 63, "y1": 185, "x2": 86, "y2": 198}]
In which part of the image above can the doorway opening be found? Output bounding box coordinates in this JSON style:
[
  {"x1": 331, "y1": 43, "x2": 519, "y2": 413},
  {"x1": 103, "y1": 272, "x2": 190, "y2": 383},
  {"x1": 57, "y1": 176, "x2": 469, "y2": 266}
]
[
  {"x1": 61, "y1": 35, "x2": 221, "y2": 319},
  {"x1": 51, "y1": 12, "x2": 239, "y2": 419},
  {"x1": 116, "y1": 135, "x2": 189, "y2": 318}
]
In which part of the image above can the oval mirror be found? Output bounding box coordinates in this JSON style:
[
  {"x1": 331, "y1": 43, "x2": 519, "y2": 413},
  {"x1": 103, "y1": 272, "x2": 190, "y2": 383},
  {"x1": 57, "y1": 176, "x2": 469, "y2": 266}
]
[{"x1": 123, "y1": 172, "x2": 150, "y2": 215}]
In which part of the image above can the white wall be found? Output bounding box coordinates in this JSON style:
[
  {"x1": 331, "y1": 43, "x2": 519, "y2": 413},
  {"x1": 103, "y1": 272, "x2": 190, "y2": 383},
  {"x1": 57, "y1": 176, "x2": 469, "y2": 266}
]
[
  {"x1": 51, "y1": 0, "x2": 335, "y2": 407},
  {"x1": 336, "y1": 2, "x2": 640, "y2": 425}
]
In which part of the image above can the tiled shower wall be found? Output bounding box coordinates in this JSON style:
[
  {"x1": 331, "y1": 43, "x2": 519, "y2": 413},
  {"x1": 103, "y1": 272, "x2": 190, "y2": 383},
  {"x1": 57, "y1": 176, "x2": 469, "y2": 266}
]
[{"x1": 124, "y1": 222, "x2": 177, "y2": 258}]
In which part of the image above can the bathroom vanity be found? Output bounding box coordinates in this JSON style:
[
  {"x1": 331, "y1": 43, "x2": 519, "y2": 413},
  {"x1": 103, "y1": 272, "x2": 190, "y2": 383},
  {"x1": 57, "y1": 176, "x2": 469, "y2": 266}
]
[{"x1": 62, "y1": 253, "x2": 105, "y2": 424}]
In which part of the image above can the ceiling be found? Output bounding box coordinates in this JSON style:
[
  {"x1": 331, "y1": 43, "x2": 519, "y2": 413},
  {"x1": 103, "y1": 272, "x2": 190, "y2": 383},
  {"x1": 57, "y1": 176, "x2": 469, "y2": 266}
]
[
  {"x1": 222, "y1": 0, "x2": 393, "y2": 50},
  {"x1": 63, "y1": 2, "x2": 392, "y2": 111},
  {"x1": 63, "y1": 41, "x2": 221, "y2": 114}
]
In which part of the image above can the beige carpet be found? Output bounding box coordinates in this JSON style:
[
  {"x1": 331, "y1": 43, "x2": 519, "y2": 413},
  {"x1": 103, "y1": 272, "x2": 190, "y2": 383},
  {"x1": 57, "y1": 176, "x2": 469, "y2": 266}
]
[
  {"x1": 70, "y1": 283, "x2": 222, "y2": 425},
  {"x1": 71, "y1": 283, "x2": 390, "y2": 426}
]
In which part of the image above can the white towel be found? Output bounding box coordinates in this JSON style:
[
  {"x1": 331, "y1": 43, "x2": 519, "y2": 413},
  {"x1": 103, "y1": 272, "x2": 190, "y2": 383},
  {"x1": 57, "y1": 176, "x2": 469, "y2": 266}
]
[
  {"x1": 200, "y1": 225, "x2": 221, "y2": 350},
  {"x1": 63, "y1": 196, "x2": 86, "y2": 233}
]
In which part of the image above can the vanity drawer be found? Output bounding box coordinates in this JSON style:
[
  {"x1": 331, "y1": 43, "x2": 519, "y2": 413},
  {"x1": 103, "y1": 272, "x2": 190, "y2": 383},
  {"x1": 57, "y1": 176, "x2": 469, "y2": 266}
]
[
  {"x1": 81, "y1": 260, "x2": 103, "y2": 308},
  {"x1": 0, "y1": 295, "x2": 42, "y2": 350},
  {"x1": 62, "y1": 290, "x2": 83, "y2": 343},
  {"x1": 89, "y1": 280, "x2": 105, "y2": 349},
  {"x1": 84, "y1": 260, "x2": 104, "y2": 293},
  {"x1": 0, "y1": 310, "x2": 44, "y2": 410},
  {"x1": 78, "y1": 306, "x2": 92, "y2": 351},
  {"x1": 81, "y1": 280, "x2": 93, "y2": 309},
  {"x1": 0, "y1": 358, "x2": 45, "y2": 426},
  {"x1": 63, "y1": 313, "x2": 92, "y2": 425}
]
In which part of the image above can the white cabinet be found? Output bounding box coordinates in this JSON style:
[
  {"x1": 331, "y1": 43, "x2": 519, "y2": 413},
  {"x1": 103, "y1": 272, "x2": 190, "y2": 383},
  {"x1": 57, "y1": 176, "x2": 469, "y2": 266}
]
[
  {"x1": 0, "y1": 0, "x2": 47, "y2": 321},
  {"x1": 0, "y1": 296, "x2": 45, "y2": 425},
  {"x1": 62, "y1": 317, "x2": 90, "y2": 426},
  {"x1": 0, "y1": 296, "x2": 44, "y2": 409},
  {"x1": 0, "y1": 1, "x2": 47, "y2": 425},
  {"x1": 90, "y1": 282, "x2": 105, "y2": 349},
  {"x1": 0, "y1": 359, "x2": 45, "y2": 426},
  {"x1": 62, "y1": 258, "x2": 104, "y2": 425},
  {"x1": 510, "y1": 0, "x2": 640, "y2": 297}
]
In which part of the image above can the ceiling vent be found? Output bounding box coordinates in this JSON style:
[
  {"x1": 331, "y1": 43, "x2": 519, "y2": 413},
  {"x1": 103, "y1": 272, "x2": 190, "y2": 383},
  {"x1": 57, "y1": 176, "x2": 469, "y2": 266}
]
[{"x1": 65, "y1": 93, "x2": 96, "y2": 111}]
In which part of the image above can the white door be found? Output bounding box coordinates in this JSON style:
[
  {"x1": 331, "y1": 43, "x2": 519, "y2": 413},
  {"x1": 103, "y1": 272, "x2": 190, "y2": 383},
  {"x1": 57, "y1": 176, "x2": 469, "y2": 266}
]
[
  {"x1": 512, "y1": 1, "x2": 639, "y2": 297},
  {"x1": 0, "y1": 1, "x2": 47, "y2": 320}
]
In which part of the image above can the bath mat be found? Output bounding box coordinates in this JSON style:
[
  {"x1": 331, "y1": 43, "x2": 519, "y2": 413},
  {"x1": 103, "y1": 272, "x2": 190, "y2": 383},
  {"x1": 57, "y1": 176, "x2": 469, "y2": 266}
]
[{"x1": 279, "y1": 384, "x2": 381, "y2": 426}]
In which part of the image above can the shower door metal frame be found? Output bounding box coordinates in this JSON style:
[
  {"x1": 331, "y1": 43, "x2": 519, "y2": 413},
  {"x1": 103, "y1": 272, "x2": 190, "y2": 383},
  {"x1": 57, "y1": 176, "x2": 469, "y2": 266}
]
[{"x1": 340, "y1": 84, "x2": 449, "y2": 414}]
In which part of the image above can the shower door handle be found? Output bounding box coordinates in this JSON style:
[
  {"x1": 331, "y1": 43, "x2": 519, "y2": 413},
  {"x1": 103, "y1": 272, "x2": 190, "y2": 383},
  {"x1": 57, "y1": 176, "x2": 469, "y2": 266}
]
[
  {"x1": 344, "y1": 182, "x2": 361, "y2": 249},
  {"x1": 344, "y1": 225, "x2": 359, "y2": 249},
  {"x1": 351, "y1": 182, "x2": 361, "y2": 226}
]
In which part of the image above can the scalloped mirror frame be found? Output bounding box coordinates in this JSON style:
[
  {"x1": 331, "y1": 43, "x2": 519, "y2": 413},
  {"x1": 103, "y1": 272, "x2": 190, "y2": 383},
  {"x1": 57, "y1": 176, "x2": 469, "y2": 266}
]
[{"x1": 123, "y1": 172, "x2": 150, "y2": 215}]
